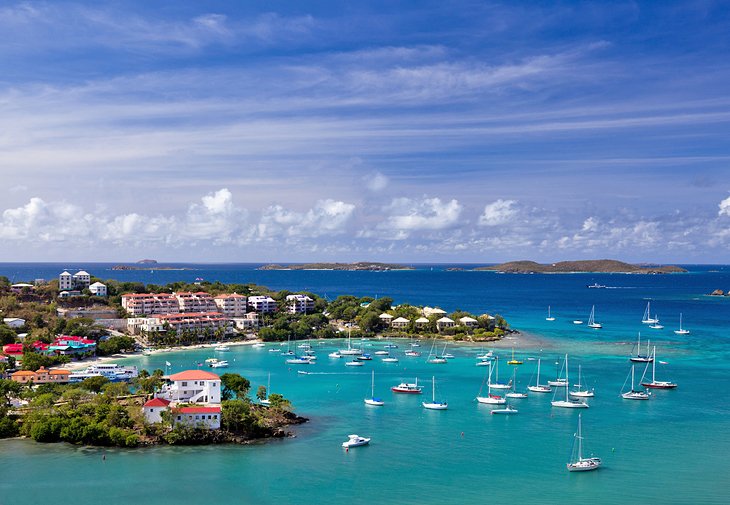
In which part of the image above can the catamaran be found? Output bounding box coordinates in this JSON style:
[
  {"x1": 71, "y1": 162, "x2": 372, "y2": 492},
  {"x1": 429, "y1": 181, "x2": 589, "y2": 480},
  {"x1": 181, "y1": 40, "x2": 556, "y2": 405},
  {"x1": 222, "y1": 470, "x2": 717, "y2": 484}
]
[
  {"x1": 629, "y1": 333, "x2": 653, "y2": 363},
  {"x1": 642, "y1": 301, "x2": 658, "y2": 324},
  {"x1": 621, "y1": 364, "x2": 651, "y2": 400},
  {"x1": 364, "y1": 370, "x2": 385, "y2": 406},
  {"x1": 587, "y1": 305, "x2": 602, "y2": 329},
  {"x1": 674, "y1": 313, "x2": 690, "y2": 335},
  {"x1": 476, "y1": 361, "x2": 506, "y2": 405},
  {"x1": 569, "y1": 365, "x2": 595, "y2": 398},
  {"x1": 527, "y1": 357, "x2": 552, "y2": 393},
  {"x1": 551, "y1": 354, "x2": 589, "y2": 408},
  {"x1": 422, "y1": 376, "x2": 448, "y2": 410},
  {"x1": 546, "y1": 306, "x2": 555, "y2": 321},
  {"x1": 566, "y1": 414, "x2": 602, "y2": 472},
  {"x1": 641, "y1": 346, "x2": 677, "y2": 389}
]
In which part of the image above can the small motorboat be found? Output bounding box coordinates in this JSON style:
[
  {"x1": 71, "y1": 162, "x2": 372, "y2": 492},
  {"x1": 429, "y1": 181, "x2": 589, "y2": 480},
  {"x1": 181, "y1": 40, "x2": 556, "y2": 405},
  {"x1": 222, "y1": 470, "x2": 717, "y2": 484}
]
[
  {"x1": 345, "y1": 360, "x2": 363, "y2": 367},
  {"x1": 214, "y1": 345, "x2": 230, "y2": 352},
  {"x1": 391, "y1": 380, "x2": 423, "y2": 393},
  {"x1": 210, "y1": 360, "x2": 229, "y2": 368},
  {"x1": 382, "y1": 357, "x2": 399, "y2": 363},
  {"x1": 328, "y1": 352, "x2": 342, "y2": 358},
  {"x1": 491, "y1": 405, "x2": 518, "y2": 415},
  {"x1": 285, "y1": 357, "x2": 311, "y2": 365},
  {"x1": 342, "y1": 434, "x2": 370, "y2": 448},
  {"x1": 404, "y1": 350, "x2": 421, "y2": 357}
]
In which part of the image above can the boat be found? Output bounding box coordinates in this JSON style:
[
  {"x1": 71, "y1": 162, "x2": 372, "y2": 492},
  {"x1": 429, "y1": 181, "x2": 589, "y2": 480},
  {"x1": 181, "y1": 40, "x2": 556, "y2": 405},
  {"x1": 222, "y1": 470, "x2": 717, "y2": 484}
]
[
  {"x1": 422, "y1": 376, "x2": 448, "y2": 410},
  {"x1": 260, "y1": 373, "x2": 271, "y2": 406},
  {"x1": 641, "y1": 346, "x2": 677, "y2": 389},
  {"x1": 476, "y1": 362, "x2": 506, "y2": 405},
  {"x1": 566, "y1": 414, "x2": 602, "y2": 472},
  {"x1": 339, "y1": 328, "x2": 362, "y2": 356},
  {"x1": 547, "y1": 360, "x2": 568, "y2": 387},
  {"x1": 345, "y1": 359, "x2": 363, "y2": 367},
  {"x1": 383, "y1": 343, "x2": 398, "y2": 349},
  {"x1": 674, "y1": 313, "x2": 690, "y2": 335},
  {"x1": 382, "y1": 357, "x2": 399, "y2": 363},
  {"x1": 551, "y1": 355, "x2": 589, "y2": 408},
  {"x1": 342, "y1": 434, "x2": 370, "y2": 448},
  {"x1": 527, "y1": 357, "x2": 552, "y2": 393},
  {"x1": 210, "y1": 360, "x2": 229, "y2": 368},
  {"x1": 488, "y1": 356, "x2": 512, "y2": 389},
  {"x1": 629, "y1": 333, "x2": 653, "y2": 363},
  {"x1": 391, "y1": 379, "x2": 423, "y2": 394},
  {"x1": 642, "y1": 301, "x2": 658, "y2": 324},
  {"x1": 621, "y1": 364, "x2": 651, "y2": 400},
  {"x1": 505, "y1": 369, "x2": 528, "y2": 399},
  {"x1": 268, "y1": 348, "x2": 281, "y2": 353},
  {"x1": 404, "y1": 350, "x2": 421, "y2": 357},
  {"x1": 443, "y1": 353, "x2": 455, "y2": 359},
  {"x1": 252, "y1": 342, "x2": 265, "y2": 348},
  {"x1": 426, "y1": 340, "x2": 447, "y2": 364},
  {"x1": 364, "y1": 370, "x2": 384, "y2": 406},
  {"x1": 546, "y1": 305, "x2": 555, "y2": 322},
  {"x1": 491, "y1": 405, "x2": 518, "y2": 414},
  {"x1": 204, "y1": 357, "x2": 218, "y2": 363},
  {"x1": 569, "y1": 365, "x2": 595, "y2": 398},
  {"x1": 648, "y1": 317, "x2": 664, "y2": 330},
  {"x1": 285, "y1": 357, "x2": 311, "y2": 365},
  {"x1": 587, "y1": 305, "x2": 602, "y2": 329},
  {"x1": 475, "y1": 360, "x2": 490, "y2": 367},
  {"x1": 214, "y1": 344, "x2": 230, "y2": 352},
  {"x1": 476, "y1": 350, "x2": 493, "y2": 360},
  {"x1": 572, "y1": 320, "x2": 583, "y2": 325},
  {"x1": 328, "y1": 351, "x2": 342, "y2": 358},
  {"x1": 507, "y1": 347, "x2": 523, "y2": 365},
  {"x1": 356, "y1": 354, "x2": 373, "y2": 361},
  {"x1": 587, "y1": 283, "x2": 606, "y2": 289},
  {"x1": 374, "y1": 350, "x2": 389, "y2": 356}
]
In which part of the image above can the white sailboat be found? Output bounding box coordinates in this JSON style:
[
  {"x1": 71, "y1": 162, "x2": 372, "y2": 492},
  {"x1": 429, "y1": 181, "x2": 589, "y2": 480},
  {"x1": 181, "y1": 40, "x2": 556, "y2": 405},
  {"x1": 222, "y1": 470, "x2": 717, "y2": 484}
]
[
  {"x1": 260, "y1": 373, "x2": 271, "y2": 406},
  {"x1": 476, "y1": 361, "x2": 506, "y2": 405},
  {"x1": 488, "y1": 356, "x2": 511, "y2": 389},
  {"x1": 422, "y1": 376, "x2": 448, "y2": 410},
  {"x1": 569, "y1": 365, "x2": 594, "y2": 398},
  {"x1": 527, "y1": 357, "x2": 552, "y2": 393},
  {"x1": 566, "y1": 414, "x2": 602, "y2": 472},
  {"x1": 648, "y1": 316, "x2": 664, "y2": 330},
  {"x1": 426, "y1": 339, "x2": 447, "y2": 364},
  {"x1": 491, "y1": 404, "x2": 518, "y2": 415},
  {"x1": 551, "y1": 354, "x2": 589, "y2": 408},
  {"x1": 339, "y1": 328, "x2": 362, "y2": 356},
  {"x1": 674, "y1": 313, "x2": 690, "y2": 335},
  {"x1": 364, "y1": 370, "x2": 385, "y2": 406},
  {"x1": 641, "y1": 346, "x2": 677, "y2": 389},
  {"x1": 547, "y1": 359, "x2": 568, "y2": 387},
  {"x1": 546, "y1": 306, "x2": 555, "y2": 321},
  {"x1": 587, "y1": 305, "x2": 602, "y2": 329},
  {"x1": 621, "y1": 364, "x2": 651, "y2": 400},
  {"x1": 505, "y1": 369, "x2": 528, "y2": 399},
  {"x1": 629, "y1": 333, "x2": 653, "y2": 363},
  {"x1": 642, "y1": 301, "x2": 658, "y2": 324}
]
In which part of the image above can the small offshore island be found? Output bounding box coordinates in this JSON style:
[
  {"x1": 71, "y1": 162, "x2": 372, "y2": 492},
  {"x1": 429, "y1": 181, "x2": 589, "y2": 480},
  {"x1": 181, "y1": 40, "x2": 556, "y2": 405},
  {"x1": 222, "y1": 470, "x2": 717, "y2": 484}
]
[
  {"x1": 259, "y1": 261, "x2": 414, "y2": 271},
  {"x1": 475, "y1": 259, "x2": 686, "y2": 274}
]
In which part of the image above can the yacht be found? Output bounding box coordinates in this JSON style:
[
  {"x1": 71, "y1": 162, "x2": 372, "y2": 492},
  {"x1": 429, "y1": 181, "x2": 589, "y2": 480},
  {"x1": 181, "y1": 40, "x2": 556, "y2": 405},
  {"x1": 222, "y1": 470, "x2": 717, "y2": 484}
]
[
  {"x1": 342, "y1": 434, "x2": 370, "y2": 448},
  {"x1": 214, "y1": 344, "x2": 230, "y2": 352},
  {"x1": 551, "y1": 355, "x2": 589, "y2": 408},
  {"x1": 527, "y1": 358, "x2": 552, "y2": 393},
  {"x1": 391, "y1": 379, "x2": 423, "y2": 394},
  {"x1": 567, "y1": 414, "x2": 602, "y2": 472},
  {"x1": 210, "y1": 360, "x2": 229, "y2": 368},
  {"x1": 422, "y1": 376, "x2": 448, "y2": 410},
  {"x1": 621, "y1": 364, "x2": 651, "y2": 400}
]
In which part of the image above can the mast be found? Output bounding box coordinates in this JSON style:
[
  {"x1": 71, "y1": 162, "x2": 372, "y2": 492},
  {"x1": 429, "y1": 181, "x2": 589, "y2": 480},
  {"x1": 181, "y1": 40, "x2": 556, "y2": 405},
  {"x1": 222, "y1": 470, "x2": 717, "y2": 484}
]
[
  {"x1": 651, "y1": 346, "x2": 657, "y2": 383},
  {"x1": 371, "y1": 370, "x2": 375, "y2": 397},
  {"x1": 631, "y1": 365, "x2": 635, "y2": 391},
  {"x1": 432, "y1": 376, "x2": 436, "y2": 403},
  {"x1": 577, "y1": 414, "x2": 583, "y2": 461},
  {"x1": 564, "y1": 354, "x2": 570, "y2": 402},
  {"x1": 536, "y1": 358, "x2": 541, "y2": 385}
]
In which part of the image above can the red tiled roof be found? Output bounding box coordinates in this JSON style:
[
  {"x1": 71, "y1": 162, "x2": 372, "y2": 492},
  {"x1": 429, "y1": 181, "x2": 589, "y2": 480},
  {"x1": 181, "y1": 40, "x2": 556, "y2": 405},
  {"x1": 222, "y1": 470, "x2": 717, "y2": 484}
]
[
  {"x1": 169, "y1": 370, "x2": 220, "y2": 381},
  {"x1": 12, "y1": 371, "x2": 36, "y2": 377},
  {"x1": 177, "y1": 406, "x2": 220, "y2": 414},
  {"x1": 144, "y1": 397, "x2": 171, "y2": 407}
]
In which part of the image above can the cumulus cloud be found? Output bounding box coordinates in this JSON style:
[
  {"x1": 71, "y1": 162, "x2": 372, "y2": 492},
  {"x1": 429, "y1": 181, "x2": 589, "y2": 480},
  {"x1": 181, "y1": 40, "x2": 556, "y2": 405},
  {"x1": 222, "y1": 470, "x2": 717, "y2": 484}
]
[
  {"x1": 382, "y1": 197, "x2": 462, "y2": 233},
  {"x1": 719, "y1": 196, "x2": 730, "y2": 216},
  {"x1": 478, "y1": 199, "x2": 518, "y2": 226},
  {"x1": 258, "y1": 199, "x2": 355, "y2": 239},
  {"x1": 364, "y1": 171, "x2": 389, "y2": 192}
]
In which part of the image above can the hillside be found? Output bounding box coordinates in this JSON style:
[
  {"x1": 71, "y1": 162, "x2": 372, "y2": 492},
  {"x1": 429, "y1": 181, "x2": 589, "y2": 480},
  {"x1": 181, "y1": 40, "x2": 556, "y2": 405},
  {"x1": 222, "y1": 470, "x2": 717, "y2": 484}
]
[{"x1": 475, "y1": 259, "x2": 686, "y2": 274}]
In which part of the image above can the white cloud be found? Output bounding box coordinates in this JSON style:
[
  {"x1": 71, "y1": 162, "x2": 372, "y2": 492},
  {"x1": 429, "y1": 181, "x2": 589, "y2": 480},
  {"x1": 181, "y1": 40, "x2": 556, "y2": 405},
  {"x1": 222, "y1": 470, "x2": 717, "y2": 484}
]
[
  {"x1": 581, "y1": 217, "x2": 599, "y2": 232},
  {"x1": 382, "y1": 197, "x2": 462, "y2": 233},
  {"x1": 258, "y1": 199, "x2": 355, "y2": 239},
  {"x1": 365, "y1": 171, "x2": 389, "y2": 192},
  {"x1": 719, "y1": 196, "x2": 730, "y2": 216},
  {"x1": 478, "y1": 199, "x2": 518, "y2": 226}
]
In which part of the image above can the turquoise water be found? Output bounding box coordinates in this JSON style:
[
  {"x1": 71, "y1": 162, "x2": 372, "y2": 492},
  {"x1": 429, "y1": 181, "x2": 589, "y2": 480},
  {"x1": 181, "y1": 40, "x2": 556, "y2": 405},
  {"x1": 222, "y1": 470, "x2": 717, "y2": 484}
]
[{"x1": 1, "y1": 264, "x2": 730, "y2": 504}]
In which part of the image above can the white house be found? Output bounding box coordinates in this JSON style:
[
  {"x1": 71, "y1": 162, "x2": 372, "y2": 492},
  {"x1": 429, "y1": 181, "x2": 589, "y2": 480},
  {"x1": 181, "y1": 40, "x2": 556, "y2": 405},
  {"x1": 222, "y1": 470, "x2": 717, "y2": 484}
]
[
  {"x1": 286, "y1": 294, "x2": 315, "y2": 314},
  {"x1": 173, "y1": 406, "x2": 221, "y2": 430},
  {"x1": 160, "y1": 370, "x2": 222, "y2": 404},
  {"x1": 415, "y1": 317, "x2": 430, "y2": 328},
  {"x1": 89, "y1": 282, "x2": 107, "y2": 297},
  {"x1": 59, "y1": 270, "x2": 91, "y2": 291},
  {"x1": 436, "y1": 316, "x2": 455, "y2": 331},
  {"x1": 3, "y1": 317, "x2": 26, "y2": 329},
  {"x1": 379, "y1": 313, "x2": 394, "y2": 326},
  {"x1": 232, "y1": 312, "x2": 260, "y2": 331},
  {"x1": 459, "y1": 316, "x2": 478, "y2": 327},
  {"x1": 72, "y1": 270, "x2": 91, "y2": 289},
  {"x1": 59, "y1": 271, "x2": 73, "y2": 291},
  {"x1": 143, "y1": 397, "x2": 171, "y2": 424},
  {"x1": 423, "y1": 307, "x2": 447, "y2": 317},
  {"x1": 248, "y1": 295, "x2": 277, "y2": 313},
  {"x1": 391, "y1": 316, "x2": 410, "y2": 329}
]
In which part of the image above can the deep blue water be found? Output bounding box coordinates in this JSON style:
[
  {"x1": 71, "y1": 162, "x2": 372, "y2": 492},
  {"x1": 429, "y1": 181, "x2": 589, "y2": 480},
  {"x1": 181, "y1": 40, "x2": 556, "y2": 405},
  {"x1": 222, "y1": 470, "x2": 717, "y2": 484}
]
[{"x1": 1, "y1": 263, "x2": 729, "y2": 504}]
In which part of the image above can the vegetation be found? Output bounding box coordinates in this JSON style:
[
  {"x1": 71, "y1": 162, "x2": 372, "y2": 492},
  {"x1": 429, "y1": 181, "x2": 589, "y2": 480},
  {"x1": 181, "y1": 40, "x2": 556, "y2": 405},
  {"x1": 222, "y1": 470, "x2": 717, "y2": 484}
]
[{"x1": 476, "y1": 259, "x2": 686, "y2": 274}]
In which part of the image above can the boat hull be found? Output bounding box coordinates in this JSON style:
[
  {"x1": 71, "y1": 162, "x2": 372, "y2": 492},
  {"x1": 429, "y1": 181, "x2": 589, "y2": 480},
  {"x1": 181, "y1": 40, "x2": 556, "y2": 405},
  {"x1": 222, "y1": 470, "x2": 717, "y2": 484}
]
[
  {"x1": 364, "y1": 398, "x2": 384, "y2": 406},
  {"x1": 567, "y1": 458, "x2": 602, "y2": 472},
  {"x1": 422, "y1": 402, "x2": 448, "y2": 410},
  {"x1": 528, "y1": 385, "x2": 552, "y2": 393},
  {"x1": 476, "y1": 395, "x2": 506, "y2": 405},
  {"x1": 552, "y1": 400, "x2": 589, "y2": 408},
  {"x1": 641, "y1": 382, "x2": 677, "y2": 389}
]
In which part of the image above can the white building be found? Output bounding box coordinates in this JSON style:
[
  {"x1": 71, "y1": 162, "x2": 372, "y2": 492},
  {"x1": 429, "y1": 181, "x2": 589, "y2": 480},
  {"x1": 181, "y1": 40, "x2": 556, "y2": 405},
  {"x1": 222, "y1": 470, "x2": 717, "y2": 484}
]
[
  {"x1": 3, "y1": 317, "x2": 26, "y2": 329},
  {"x1": 159, "y1": 370, "x2": 222, "y2": 404},
  {"x1": 156, "y1": 312, "x2": 231, "y2": 335},
  {"x1": 423, "y1": 307, "x2": 447, "y2": 317},
  {"x1": 214, "y1": 293, "x2": 248, "y2": 317},
  {"x1": 391, "y1": 316, "x2": 410, "y2": 329},
  {"x1": 143, "y1": 397, "x2": 171, "y2": 424},
  {"x1": 59, "y1": 271, "x2": 73, "y2": 291},
  {"x1": 379, "y1": 313, "x2": 394, "y2": 326},
  {"x1": 121, "y1": 293, "x2": 179, "y2": 316},
  {"x1": 173, "y1": 406, "x2": 221, "y2": 429},
  {"x1": 436, "y1": 316, "x2": 455, "y2": 331},
  {"x1": 89, "y1": 282, "x2": 107, "y2": 297},
  {"x1": 59, "y1": 270, "x2": 92, "y2": 292},
  {"x1": 415, "y1": 317, "x2": 430, "y2": 328},
  {"x1": 72, "y1": 271, "x2": 91, "y2": 289},
  {"x1": 248, "y1": 295, "x2": 277, "y2": 313},
  {"x1": 459, "y1": 316, "x2": 478, "y2": 327},
  {"x1": 127, "y1": 317, "x2": 166, "y2": 335},
  {"x1": 232, "y1": 312, "x2": 260, "y2": 331},
  {"x1": 286, "y1": 294, "x2": 315, "y2": 314}
]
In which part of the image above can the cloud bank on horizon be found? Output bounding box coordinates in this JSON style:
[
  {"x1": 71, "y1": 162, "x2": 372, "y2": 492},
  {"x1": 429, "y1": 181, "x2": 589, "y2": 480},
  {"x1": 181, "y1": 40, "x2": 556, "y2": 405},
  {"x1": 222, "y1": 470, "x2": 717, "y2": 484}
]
[{"x1": 1, "y1": 0, "x2": 729, "y2": 263}]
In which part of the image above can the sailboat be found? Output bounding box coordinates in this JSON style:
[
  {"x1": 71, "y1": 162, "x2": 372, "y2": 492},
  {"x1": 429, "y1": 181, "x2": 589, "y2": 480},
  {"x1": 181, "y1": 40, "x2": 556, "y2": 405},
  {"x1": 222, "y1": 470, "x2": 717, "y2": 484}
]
[
  {"x1": 566, "y1": 414, "x2": 602, "y2": 472},
  {"x1": 488, "y1": 356, "x2": 511, "y2": 389},
  {"x1": 629, "y1": 333, "x2": 653, "y2": 363},
  {"x1": 621, "y1": 364, "x2": 651, "y2": 400},
  {"x1": 642, "y1": 301, "x2": 658, "y2": 324},
  {"x1": 587, "y1": 305, "x2": 602, "y2": 329},
  {"x1": 339, "y1": 328, "x2": 362, "y2": 355},
  {"x1": 641, "y1": 346, "x2": 677, "y2": 389},
  {"x1": 507, "y1": 347, "x2": 523, "y2": 365},
  {"x1": 422, "y1": 376, "x2": 448, "y2": 410},
  {"x1": 260, "y1": 372, "x2": 271, "y2": 406},
  {"x1": 364, "y1": 370, "x2": 385, "y2": 406},
  {"x1": 426, "y1": 339, "x2": 447, "y2": 364},
  {"x1": 476, "y1": 361, "x2": 506, "y2": 405},
  {"x1": 282, "y1": 335, "x2": 295, "y2": 356},
  {"x1": 569, "y1": 365, "x2": 594, "y2": 398},
  {"x1": 551, "y1": 354, "x2": 589, "y2": 408},
  {"x1": 505, "y1": 369, "x2": 528, "y2": 399},
  {"x1": 547, "y1": 359, "x2": 568, "y2": 387},
  {"x1": 648, "y1": 316, "x2": 664, "y2": 330},
  {"x1": 546, "y1": 305, "x2": 555, "y2": 321},
  {"x1": 527, "y1": 357, "x2": 552, "y2": 393},
  {"x1": 674, "y1": 313, "x2": 690, "y2": 335},
  {"x1": 491, "y1": 404, "x2": 518, "y2": 415}
]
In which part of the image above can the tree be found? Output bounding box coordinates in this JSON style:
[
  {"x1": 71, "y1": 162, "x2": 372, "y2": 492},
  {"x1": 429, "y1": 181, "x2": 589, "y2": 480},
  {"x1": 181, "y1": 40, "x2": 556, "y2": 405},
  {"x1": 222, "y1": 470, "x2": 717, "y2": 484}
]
[
  {"x1": 220, "y1": 373, "x2": 251, "y2": 400},
  {"x1": 80, "y1": 376, "x2": 110, "y2": 393},
  {"x1": 0, "y1": 324, "x2": 16, "y2": 345},
  {"x1": 267, "y1": 393, "x2": 291, "y2": 411},
  {"x1": 357, "y1": 312, "x2": 382, "y2": 333},
  {"x1": 256, "y1": 385, "x2": 267, "y2": 401},
  {"x1": 0, "y1": 379, "x2": 22, "y2": 408}
]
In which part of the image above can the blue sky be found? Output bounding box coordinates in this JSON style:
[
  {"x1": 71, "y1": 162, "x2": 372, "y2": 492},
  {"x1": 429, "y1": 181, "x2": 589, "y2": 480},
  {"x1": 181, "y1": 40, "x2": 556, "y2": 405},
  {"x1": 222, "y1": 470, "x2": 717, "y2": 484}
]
[{"x1": 1, "y1": 0, "x2": 729, "y2": 263}]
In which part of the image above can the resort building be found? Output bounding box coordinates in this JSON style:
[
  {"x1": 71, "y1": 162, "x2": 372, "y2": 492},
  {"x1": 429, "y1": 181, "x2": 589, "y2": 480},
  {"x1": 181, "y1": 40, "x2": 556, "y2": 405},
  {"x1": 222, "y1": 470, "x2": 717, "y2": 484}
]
[
  {"x1": 175, "y1": 292, "x2": 218, "y2": 313},
  {"x1": 10, "y1": 283, "x2": 34, "y2": 293},
  {"x1": 142, "y1": 397, "x2": 171, "y2": 424},
  {"x1": 59, "y1": 271, "x2": 73, "y2": 291},
  {"x1": 3, "y1": 317, "x2": 26, "y2": 329},
  {"x1": 143, "y1": 370, "x2": 222, "y2": 429},
  {"x1": 155, "y1": 312, "x2": 231, "y2": 335},
  {"x1": 391, "y1": 317, "x2": 410, "y2": 329},
  {"x1": 286, "y1": 294, "x2": 315, "y2": 314},
  {"x1": 173, "y1": 406, "x2": 221, "y2": 430},
  {"x1": 378, "y1": 313, "x2": 394, "y2": 326},
  {"x1": 127, "y1": 317, "x2": 166, "y2": 335},
  {"x1": 459, "y1": 316, "x2": 478, "y2": 328},
  {"x1": 415, "y1": 317, "x2": 430, "y2": 328},
  {"x1": 3, "y1": 341, "x2": 49, "y2": 359},
  {"x1": 59, "y1": 270, "x2": 92, "y2": 292},
  {"x1": 10, "y1": 367, "x2": 70, "y2": 384},
  {"x1": 436, "y1": 316, "x2": 456, "y2": 331},
  {"x1": 49, "y1": 335, "x2": 97, "y2": 356},
  {"x1": 248, "y1": 295, "x2": 277, "y2": 313},
  {"x1": 58, "y1": 290, "x2": 82, "y2": 298},
  {"x1": 89, "y1": 282, "x2": 107, "y2": 297},
  {"x1": 232, "y1": 312, "x2": 260, "y2": 331},
  {"x1": 121, "y1": 293, "x2": 179, "y2": 316},
  {"x1": 159, "y1": 370, "x2": 222, "y2": 404},
  {"x1": 423, "y1": 307, "x2": 447, "y2": 317},
  {"x1": 214, "y1": 293, "x2": 248, "y2": 317}
]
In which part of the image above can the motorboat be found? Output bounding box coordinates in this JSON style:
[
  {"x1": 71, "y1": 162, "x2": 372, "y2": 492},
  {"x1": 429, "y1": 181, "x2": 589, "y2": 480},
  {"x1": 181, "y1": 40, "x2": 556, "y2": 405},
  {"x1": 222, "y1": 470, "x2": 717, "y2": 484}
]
[
  {"x1": 356, "y1": 354, "x2": 373, "y2": 361},
  {"x1": 328, "y1": 352, "x2": 342, "y2": 358},
  {"x1": 491, "y1": 405, "x2": 518, "y2": 414},
  {"x1": 285, "y1": 357, "x2": 311, "y2": 365},
  {"x1": 404, "y1": 350, "x2": 421, "y2": 357},
  {"x1": 374, "y1": 350, "x2": 390, "y2": 356},
  {"x1": 210, "y1": 360, "x2": 229, "y2": 368},
  {"x1": 391, "y1": 380, "x2": 423, "y2": 393},
  {"x1": 342, "y1": 434, "x2": 370, "y2": 448},
  {"x1": 382, "y1": 357, "x2": 399, "y2": 363},
  {"x1": 214, "y1": 345, "x2": 230, "y2": 352}
]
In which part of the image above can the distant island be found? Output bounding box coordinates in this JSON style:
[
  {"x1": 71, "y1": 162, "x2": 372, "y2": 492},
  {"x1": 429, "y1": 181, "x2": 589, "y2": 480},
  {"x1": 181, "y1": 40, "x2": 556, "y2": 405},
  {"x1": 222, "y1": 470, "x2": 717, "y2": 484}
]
[
  {"x1": 475, "y1": 259, "x2": 686, "y2": 274},
  {"x1": 259, "y1": 262, "x2": 414, "y2": 271},
  {"x1": 111, "y1": 265, "x2": 193, "y2": 271},
  {"x1": 136, "y1": 259, "x2": 158, "y2": 264}
]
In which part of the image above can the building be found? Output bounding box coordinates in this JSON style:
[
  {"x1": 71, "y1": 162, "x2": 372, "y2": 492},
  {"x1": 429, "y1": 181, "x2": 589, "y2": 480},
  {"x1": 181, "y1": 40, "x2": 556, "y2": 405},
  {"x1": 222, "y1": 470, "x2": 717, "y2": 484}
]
[
  {"x1": 285, "y1": 294, "x2": 315, "y2": 314},
  {"x1": 232, "y1": 312, "x2": 260, "y2": 331},
  {"x1": 59, "y1": 271, "x2": 73, "y2": 291},
  {"x1": 10, "y1": 367, "x2": 70, "y2": 384},
  {"x1": 57, "y1": 307, "x2": 118, "y2": 319},
  {"x1": 423, "y1": 307, "x2": 447, "y2": 317},
  {"x1": 391, "y1": 316, "x2": 410, "y2": 329},
  {"x1": 49, "y1": 335, "x2": 96, "y2": 356},
  {"x1": 159, "y1": 370, "x2": 221, "y2": 404},
  {"x1": 121, "y1": 293, "x2": 179, "y2": 316},
  {"x1": 378, "y1": 313, "x2": 394, "y2": 326},
  {"x1": 3, "y1": 317, "x2": 26, "y2": 329},
  {"x1": 89, "y1": 282, "x2": 107, "y2": 297},
  {"x1": 175, "y1": 292, "x2": 218, "y2": 313},
  {"x1": 155, "y1": 312, "x2": 231, "y2": 335},
  {"x1": 173, "y1": 406, "x2": 221, "y2": 429},
  {"x1": 415, "y1": 317, "x2": 430, "y2": 328},
  {"x1": 59, "y1": 270, "x2": 91, "y2": 292},
  {"x1": 248, "y1": 295, "x2": 277, "y2": 313},
  {"x1": 58, "y1": 290, "x2": 82, "y2": 298},
  {"x1": 214, "y1": 293, "x2": 248, "y2": 317},
  {"x1": 72, "y1": 271, "x2": 91, "y2": 289},
  {"x1": 142, "y1": 397, "x2": 171, "y2": 424},
  {"x1": 10, "y1": 283, "x2": 34, "y2": 293},
  {"x1": 3, "y1": 341, "x2": 49, "y2": 359},
  {"x1": 127, "y1": 317, "x2": 166, "y2": 335},
  {"x1": 436, "y1": 316, "x2": 455, "y2": 331},
  {"x1": 459, "y1": 316, "x2": 478, "y2": 328},
  {"x1": 143, "y1": 370, "x2": 222, "y2": 429}
]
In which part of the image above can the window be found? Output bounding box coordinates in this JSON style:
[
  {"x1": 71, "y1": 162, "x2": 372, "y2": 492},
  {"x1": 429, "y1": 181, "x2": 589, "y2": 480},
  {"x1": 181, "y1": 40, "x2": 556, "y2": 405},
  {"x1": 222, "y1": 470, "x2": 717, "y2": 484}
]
[{"x1": 182, "y1": 381, "x2": 188, "y2": 386}]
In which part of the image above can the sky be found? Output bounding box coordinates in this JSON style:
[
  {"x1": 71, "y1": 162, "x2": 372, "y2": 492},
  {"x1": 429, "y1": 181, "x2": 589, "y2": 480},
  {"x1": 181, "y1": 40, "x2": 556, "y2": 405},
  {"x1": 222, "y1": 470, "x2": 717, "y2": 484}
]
[{"x1": 1, "y1": 0, "x2": 730, "y2": 264}]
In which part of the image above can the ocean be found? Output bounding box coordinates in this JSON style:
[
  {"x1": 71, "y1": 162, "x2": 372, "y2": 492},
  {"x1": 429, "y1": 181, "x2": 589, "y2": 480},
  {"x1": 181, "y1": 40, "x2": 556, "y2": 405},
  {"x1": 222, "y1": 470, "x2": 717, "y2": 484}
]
[{"x1": 1, "y1": 263, "x2": 729, "y2": 504}]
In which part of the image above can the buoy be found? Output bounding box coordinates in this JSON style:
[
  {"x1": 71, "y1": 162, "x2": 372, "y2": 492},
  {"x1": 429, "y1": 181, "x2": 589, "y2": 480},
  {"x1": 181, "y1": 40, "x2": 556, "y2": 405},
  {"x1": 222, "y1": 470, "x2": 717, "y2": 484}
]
[
  {"x1": 346, "y1": 447, "x2": 349, "y2": 453},
  {"x1": 461, "y1": 432, "x2": 464, "y2": 437}
]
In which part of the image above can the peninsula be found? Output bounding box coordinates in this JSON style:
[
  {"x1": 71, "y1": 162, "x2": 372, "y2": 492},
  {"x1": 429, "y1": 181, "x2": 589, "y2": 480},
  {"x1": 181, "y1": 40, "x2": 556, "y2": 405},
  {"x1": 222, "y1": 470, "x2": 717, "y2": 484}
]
[
  {"x1": 475, "y1": 259, "x2": 686, "y2": 274},
  {"x1": 259, "y1": 262, "x2": 414, "y2": 271}
]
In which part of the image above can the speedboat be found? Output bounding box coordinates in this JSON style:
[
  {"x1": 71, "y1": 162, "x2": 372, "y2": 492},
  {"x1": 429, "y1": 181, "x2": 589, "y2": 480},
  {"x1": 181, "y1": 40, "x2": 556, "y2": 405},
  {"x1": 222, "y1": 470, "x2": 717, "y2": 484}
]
[
  {"x1": 214, "y1": 345, "x2": 230, "y2": 352},
  {"x1": 391, "y1": 380, "x2": 423, "y2": 393},
  {"x1": 345, "y1": 360, "x2": 363, "y2": 367},
  {"x1": 328, "y1": 352, "x2": 342, "y2": 358},
  {"x1": 374, "y1": 350, "x2": 390, "y2": 356},
  {"x1": 285, "y1": 357, "x2": 311, "y2": 365},
  {"x1": 342, "y1": 434, "x2": 370, "y2": 448},
  {"x1": 210, "y1": 360, "x2": 229, "y2": 368}
]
